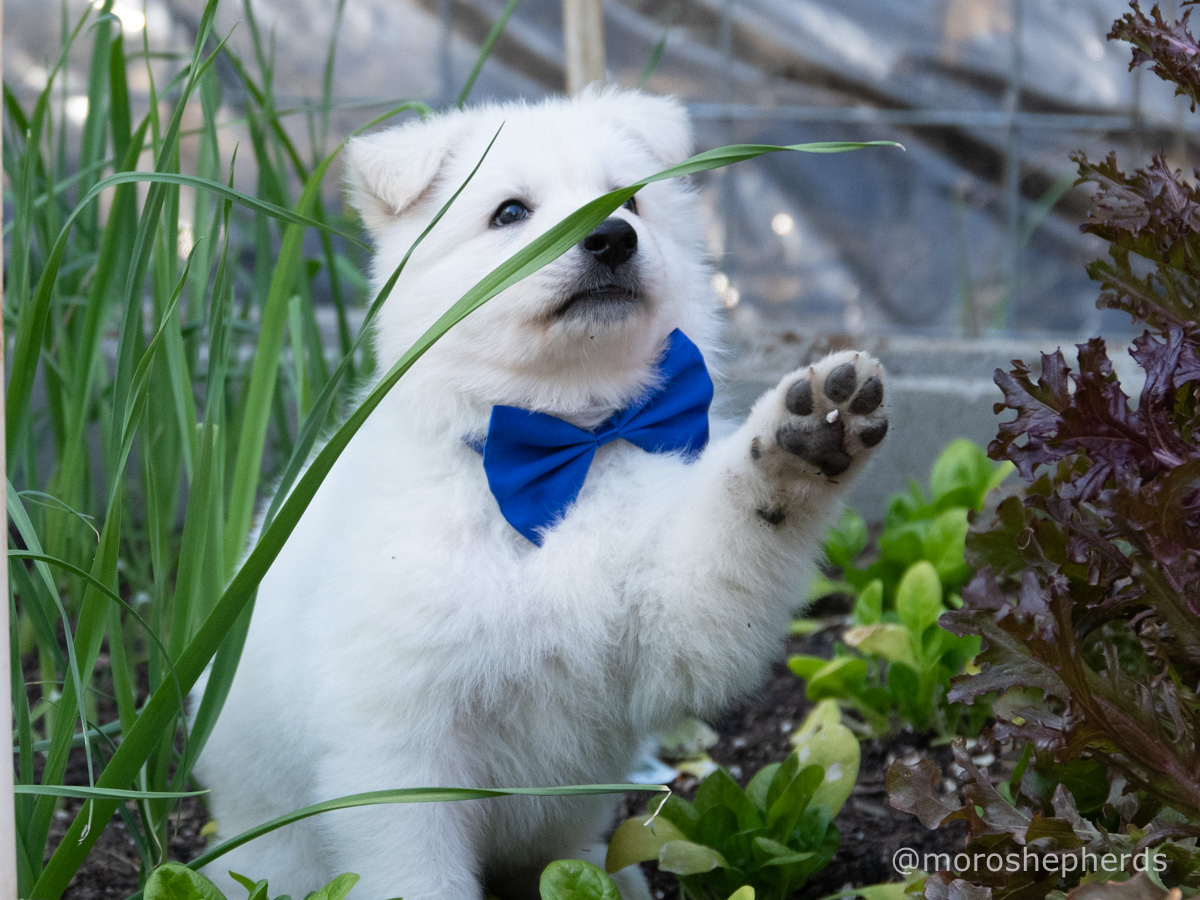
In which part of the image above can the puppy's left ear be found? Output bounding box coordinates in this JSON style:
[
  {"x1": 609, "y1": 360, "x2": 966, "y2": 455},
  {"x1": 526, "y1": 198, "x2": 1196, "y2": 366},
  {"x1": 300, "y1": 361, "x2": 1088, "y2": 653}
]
[
  {"x1": 592, "y1": 89, "x2": 694, "y2": 168},
  {"x1": 344, "y1": 113, "x2": 466, "y2": 237}
]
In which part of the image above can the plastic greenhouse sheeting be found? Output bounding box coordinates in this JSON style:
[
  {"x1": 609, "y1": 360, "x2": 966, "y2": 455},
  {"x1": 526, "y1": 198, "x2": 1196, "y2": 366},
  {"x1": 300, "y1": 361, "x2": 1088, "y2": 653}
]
[{"x1": 6, "y1": 0, "x2": 1196, "y2": 336}]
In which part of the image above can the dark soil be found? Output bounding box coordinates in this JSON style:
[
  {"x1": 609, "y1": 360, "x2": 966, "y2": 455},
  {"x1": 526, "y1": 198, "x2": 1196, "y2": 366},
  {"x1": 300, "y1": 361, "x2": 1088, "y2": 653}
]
[
  {"x1": 36, "y1": 605, "x2": 968, "y2": 899},
  {"x1": 20, "y1": 650, "x2": 209, "y2": 899},
  {"x1": 42, "y1": 785, "x2": 208, "y2": 899}
]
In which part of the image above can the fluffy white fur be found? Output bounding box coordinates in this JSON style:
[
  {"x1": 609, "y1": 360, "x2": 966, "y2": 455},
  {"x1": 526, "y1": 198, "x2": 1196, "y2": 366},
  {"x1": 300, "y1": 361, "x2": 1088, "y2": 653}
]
[{"x1": 194, "y1": 88, "x2": 888, "y2": 900}]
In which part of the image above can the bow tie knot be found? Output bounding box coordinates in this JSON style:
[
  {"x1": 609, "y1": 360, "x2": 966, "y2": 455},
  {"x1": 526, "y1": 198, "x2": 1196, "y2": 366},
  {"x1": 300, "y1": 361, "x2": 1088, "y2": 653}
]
[{"x1": 477, "y1": 329, "x2": 713, "y2": 545}]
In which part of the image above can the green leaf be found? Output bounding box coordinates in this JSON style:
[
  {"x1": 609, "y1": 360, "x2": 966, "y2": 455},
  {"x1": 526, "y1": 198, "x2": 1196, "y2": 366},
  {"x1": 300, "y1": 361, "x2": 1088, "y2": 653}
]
[
  {"x1": 223, "y1": 147, "x2": 343, "y2": 571},
  {"x1": 727, "y1": 888, "x2": 756, "y2": 900},
  {"x1": 877, "y1": 523, "x2": 926, "y2": 567},
  {"x1": 792, "y1": 723, "x2": 861, "y2": 818},
  {"x1": 886, "y1": 663, "x2": 926, "y2": 729},
  {"x1": 884, "y1": 480, "x2": 926, "y2": 528},
  {"x1": 13, "y1": 785, "x2": 207, "y2": 800},
  {"x1": 791, "y1": 700, "x2": 843, "y2": 744},
  {"x1": 694, "y1": 768, "x2": 762, "y2": 831},
  {"x1": 806, "y1": 573, "x2": 856, "y2": 604},
  {"x1": 801, "y1": 656, "x2": 868, "y2": 701},
  {"x1": 823, "y1": 508, "x2": 868, "y2": 571},
  {"x1": 985, "y1": 461, "x2": 1017, "y2": 494},
  {"x1": 658, "y1": 840, "x2": 729, "y2": 876},
  {"x1": 605, "y1": 815, "x2": 685, "y2": 873},
  {"x1": 895, "y1": 562, "x2": 944, "y2": 636},
  {"x1": 144, "y1": 863, "x2": 226, "y2": 900},
  {"x1": 787, "y1": 655, "x2": 829, "y2": 680},
  {"x1": 539, "y1": 860, "x2": 620, "y2": 900},
  {"x1": 746, "y1": 763, "x2": 782, "y2": 814},
  {"x1": 228, "y1": 873, "x2": 256, "y2": 892},
  {"x1": 923, "y1": 508, "x2": 971, "y2": 589},
  {"x1": 305, "y1": 873, "x2": 360, "y2": 900},
  {"x1": 766, "y1": 764, "x2": 823, "y2": 838},
  {"x1": 852, "y1": 580, "x2": 884, "y2": 626},
  {"x1": 842, "y1": 624, "x2": 916, "y2": 667},
  {"x1": 767, "y1": 753, "x2": 802, "y2": 813},
  {"x1": 456, "y1": 0, "x2": 520, "y2": 108},
  {"x1": 791, "y1": 616, "x2": 830, "y2": 636},
  {"x1": 192, "y1": 785, "x2": 662, "y2": 871},
  {"x1": 693, "y1": 804, "x2": 738, "y2": 851},
  {"x1": 929, "y1": 438, "x2": 992, "y2": 508},
  {"x1": 658, "y1": 794, "x2": 701, "y2": 836},
  {"x1": 753, "y1": 835, "x2": 816, "y2": 867}
]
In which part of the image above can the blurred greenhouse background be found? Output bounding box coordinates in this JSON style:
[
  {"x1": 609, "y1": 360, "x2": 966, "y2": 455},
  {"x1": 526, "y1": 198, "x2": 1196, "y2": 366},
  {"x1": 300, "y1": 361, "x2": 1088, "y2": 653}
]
[{"x1": 5, "y1": 0, "x2": 1192, "y2": 510}]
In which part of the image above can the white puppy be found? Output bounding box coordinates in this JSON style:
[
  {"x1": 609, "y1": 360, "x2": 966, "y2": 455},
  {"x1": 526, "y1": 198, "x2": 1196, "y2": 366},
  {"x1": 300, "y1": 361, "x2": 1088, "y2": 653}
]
[{"x1": 195, "y1": 88, "x2": 888, "y2": 900}]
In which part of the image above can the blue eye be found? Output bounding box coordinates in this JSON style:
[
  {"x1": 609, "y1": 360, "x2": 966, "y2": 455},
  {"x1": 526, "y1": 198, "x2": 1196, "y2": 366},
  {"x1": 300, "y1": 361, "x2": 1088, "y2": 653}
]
[
  {"x1": 623, "y1": 196, "x2": 638, "y2": 215},
  {"x1": 491, "y1": 199, "x2": 531, "y2": 227}
]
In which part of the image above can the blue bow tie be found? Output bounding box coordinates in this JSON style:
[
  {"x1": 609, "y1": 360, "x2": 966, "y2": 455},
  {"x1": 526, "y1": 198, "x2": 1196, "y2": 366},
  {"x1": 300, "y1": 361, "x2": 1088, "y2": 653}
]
[{"x1": 476, "y1": 329, "x2": 713, "y2": 545}]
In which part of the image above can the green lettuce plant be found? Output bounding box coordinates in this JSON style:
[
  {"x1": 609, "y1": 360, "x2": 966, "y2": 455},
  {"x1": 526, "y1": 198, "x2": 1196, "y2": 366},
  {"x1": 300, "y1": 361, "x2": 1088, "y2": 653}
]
[
  {"x1": 790, "y1": 560, "x2": 989, "y2": 737},
  {"x1": 606, "y1": 703, "x2": 858, "y2": 900},
  {"x1": 793, "y1": 440, "x2": 1007, "y2": 738}
]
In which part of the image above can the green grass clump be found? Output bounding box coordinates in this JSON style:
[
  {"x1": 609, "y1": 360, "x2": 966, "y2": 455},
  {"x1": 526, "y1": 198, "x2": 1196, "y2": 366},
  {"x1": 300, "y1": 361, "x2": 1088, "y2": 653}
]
[{"x1": 6, "y1": 1, "x2": 408, "y2": 892}]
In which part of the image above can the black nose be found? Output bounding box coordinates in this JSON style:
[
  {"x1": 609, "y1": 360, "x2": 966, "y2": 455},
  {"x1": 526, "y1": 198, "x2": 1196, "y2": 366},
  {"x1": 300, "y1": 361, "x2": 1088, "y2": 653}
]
[{"x1": 580, "y1": 217, "x2": 638, "y2": 270}]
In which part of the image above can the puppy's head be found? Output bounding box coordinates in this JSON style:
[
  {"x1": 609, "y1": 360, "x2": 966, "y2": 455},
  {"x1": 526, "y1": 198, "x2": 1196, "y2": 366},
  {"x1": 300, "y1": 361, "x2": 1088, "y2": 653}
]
[{"x1": 345, "y1": 88, "x2": 717, "y2": 424}]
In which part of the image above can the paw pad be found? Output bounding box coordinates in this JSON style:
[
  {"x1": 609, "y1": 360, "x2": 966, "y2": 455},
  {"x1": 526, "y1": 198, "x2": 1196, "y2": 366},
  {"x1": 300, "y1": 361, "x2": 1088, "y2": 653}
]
[
  {"x1": 823, "y1": 362, "x2": 858, "y2": 404},
  {"x1": 775, "y1": 356, "x2": 887, "y2": 477},
  {"x1": 785, "y1": 380, "x2": 814, "y2": 416}
]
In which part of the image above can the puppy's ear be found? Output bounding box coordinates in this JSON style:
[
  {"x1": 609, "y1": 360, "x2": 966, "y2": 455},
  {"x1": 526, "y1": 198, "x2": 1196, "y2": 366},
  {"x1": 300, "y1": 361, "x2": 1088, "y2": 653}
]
[
  {"x1": 589, "y1": 89, "x2": 694, "y2": 168},
  {"x1": 344, "y1": 114, "x2": 465, "y2": 236}
]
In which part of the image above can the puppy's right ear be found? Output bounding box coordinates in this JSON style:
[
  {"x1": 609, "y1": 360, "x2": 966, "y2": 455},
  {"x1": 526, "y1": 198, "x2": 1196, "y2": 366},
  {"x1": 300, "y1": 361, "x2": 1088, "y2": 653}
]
[{"x1": 344, "y1": 114, "x2": 465, "y2": 236}]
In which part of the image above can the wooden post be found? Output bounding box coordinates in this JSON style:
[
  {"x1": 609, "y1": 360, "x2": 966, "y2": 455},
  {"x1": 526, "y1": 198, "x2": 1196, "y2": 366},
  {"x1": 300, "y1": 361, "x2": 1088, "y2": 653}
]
[
  {"x1": 563, "y1": 0, "x2": 606, "y2": 94},
  {"x1": 0, "y1": 0, "x2": 17, "y2": 892}
]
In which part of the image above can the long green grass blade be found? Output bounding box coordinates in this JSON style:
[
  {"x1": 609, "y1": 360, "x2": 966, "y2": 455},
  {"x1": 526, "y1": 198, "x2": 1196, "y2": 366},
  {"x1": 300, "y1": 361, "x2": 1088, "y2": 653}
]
[
  {"x1": 221, "y1": 149, "x2": 343, "y2": 570},
  {"x1": 14, "y1": 786, "x2": 208, "y2": 800},
  {"x1": 12, "y1": 720, "x2": 123, "y2": 756},
  {"x1": 638, "y1": 4, "x2": 677, "y2": 89},
  {"x1": 189, "y1": 784, "x2": 665, "y2": 871},
  {"x1": 457, "y1": 0, "x2": 520, "y2": 108}
]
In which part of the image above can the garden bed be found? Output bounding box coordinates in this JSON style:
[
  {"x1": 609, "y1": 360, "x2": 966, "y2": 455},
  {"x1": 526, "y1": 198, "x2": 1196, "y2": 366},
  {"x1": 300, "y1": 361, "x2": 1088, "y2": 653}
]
[{"x1": 46, "y1": 623, "x2": 972, "y2": 900}]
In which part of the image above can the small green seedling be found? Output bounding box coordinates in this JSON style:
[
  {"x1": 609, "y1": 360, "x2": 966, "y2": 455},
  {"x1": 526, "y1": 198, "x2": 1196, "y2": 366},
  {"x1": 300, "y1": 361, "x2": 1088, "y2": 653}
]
[
  {"x1": 144, "y1": 863, "x2": 360, "y2": 900},
  {"x1": 790, "y1": 562, "x2": 987, "y2": 737},
  {"x1": 606, "y1": 703, "x2": 858, "y2": 900},
  {"x1": 796, "y1": 438, "x2": 1007, "y2": 738}
]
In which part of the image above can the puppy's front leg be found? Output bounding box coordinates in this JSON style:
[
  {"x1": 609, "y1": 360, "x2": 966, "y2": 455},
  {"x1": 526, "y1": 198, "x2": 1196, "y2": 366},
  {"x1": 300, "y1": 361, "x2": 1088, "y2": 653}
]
[{"x1": 628, "y1": 351, "x2": 887, "y2": 728}]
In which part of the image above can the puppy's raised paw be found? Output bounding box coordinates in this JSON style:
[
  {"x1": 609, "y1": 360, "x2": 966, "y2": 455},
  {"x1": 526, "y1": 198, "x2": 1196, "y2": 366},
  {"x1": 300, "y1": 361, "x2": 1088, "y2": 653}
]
[{"x1": 773, "y1": 352, "x2": 888, "y2": 479}]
